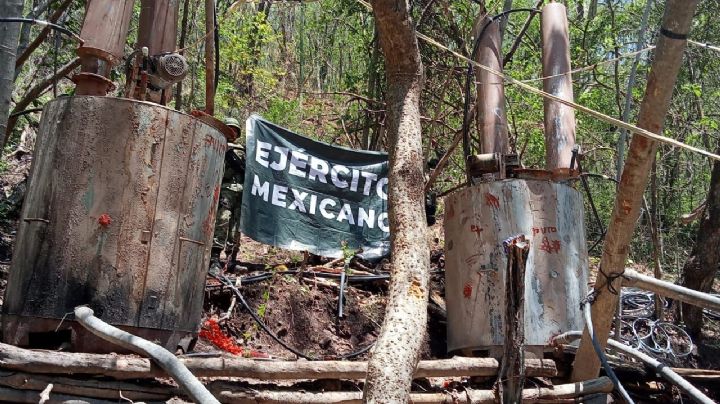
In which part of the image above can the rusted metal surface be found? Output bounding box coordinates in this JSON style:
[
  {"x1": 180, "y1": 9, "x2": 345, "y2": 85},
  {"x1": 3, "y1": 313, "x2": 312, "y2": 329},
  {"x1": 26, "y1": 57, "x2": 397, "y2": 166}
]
[
  {"x1": 541, "y1": 2, "x2": 576, "y2": 170},
  {"x1": 474, "y1": 16, "x2": 508, "y2": 155},
  {"x1": 75, "y1": 0, "x2": 134, "y2": 95},
  {"x1": 2, "y1": 96, "x2": 225, "y2": 352},
  {"x1": 138, "y1": 0, "x2": 180, "y2": 55},
  {"x1": 444, "y1": 179, "x2": 588, "y2": 355}
]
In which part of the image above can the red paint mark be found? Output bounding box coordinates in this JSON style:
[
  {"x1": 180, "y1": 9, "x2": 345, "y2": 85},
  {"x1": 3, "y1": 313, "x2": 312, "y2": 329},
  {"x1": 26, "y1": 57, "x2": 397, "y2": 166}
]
[
  {"x1": 98, "y1": 213, "x2": 112, "y2": 227},
  {"x1": 200, "y1": 319, "x2": 267, "y2": 358},
  {"x1": 470, "y1": 224, "x2": 483, "y2": 235},
  {"x1": 204, "y1": 134, "x2": 227, "y2": 155},
  {"x1": 464, "y1": 253, "x2": 481, "y2": 267},
  {"x1": 622, "y1": 199, "x2": 632, "y2": 215},
  {"x1": 485, "y1": 192, "x2": 500, "y2": 208},
  {"x1": 539, "y1": 236, "x2": 561, "y2": 254},
  {"x1": 463, "y1": 283, "x2": 473, "y2": 298},
  {"x1": 532, "y1": 226, "x2": 557, "y2": 236}
]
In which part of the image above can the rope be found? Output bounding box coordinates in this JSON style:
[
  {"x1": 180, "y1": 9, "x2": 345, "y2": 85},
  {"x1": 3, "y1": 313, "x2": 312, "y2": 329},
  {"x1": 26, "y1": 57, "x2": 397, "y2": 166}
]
[
  {"x1": 689, "y1": 39, "x2": 720, "y2": 53},
  {"x1": 354, "y1": 0, "x2": 720, "y2": 162},
  {"x1": 520, "y1": 45, "x2": 656, "y2": 83}
]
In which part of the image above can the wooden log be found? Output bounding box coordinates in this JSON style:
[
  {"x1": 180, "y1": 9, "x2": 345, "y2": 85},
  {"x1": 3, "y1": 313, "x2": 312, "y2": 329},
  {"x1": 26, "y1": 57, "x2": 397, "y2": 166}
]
[
  {"x1": 213, "y1": 377, "x2": 613, "y2": 404},
  {"x1": 0, "y1": 369, "x2": 176, "y2": 401},
  {"x1": 497, "y1": 237, "x2": 529, "y2": 402},
  {"x1": 0, "y1": 342, "x2": 557, "y2": 379},
  {"x1": 622, "y1": 268, "x2": 720, "y2": 313},
  {"x1": 571, "y1": 0, "x2": 700, "y2": 381}
]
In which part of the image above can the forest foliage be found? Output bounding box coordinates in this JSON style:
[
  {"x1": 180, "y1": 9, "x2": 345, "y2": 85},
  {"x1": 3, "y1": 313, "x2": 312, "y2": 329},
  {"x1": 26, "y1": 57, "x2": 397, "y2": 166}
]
[{"x1": 4, "y1": 0, "x2": 720, "y2": 275}]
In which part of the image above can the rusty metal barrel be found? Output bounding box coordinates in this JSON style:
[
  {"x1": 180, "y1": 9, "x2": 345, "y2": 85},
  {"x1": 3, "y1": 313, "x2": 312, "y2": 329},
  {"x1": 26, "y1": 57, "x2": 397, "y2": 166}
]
[
  {"x1": 2, "y1": 96, "x2": 225, "y2": 353},
  {"x1": 444, "y1": 178, "x2": 588, "y2": 356}
]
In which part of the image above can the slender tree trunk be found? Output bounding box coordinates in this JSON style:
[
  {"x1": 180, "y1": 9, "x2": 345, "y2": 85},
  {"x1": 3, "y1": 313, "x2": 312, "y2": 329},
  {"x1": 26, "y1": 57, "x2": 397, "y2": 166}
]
[
  {"x1": 174, "y1": 0, "x2": 191, "y2": 110},
  {"x1": 678, "y1": 147, "x2": 720, "y2": 337},
  {"x1": 616, "y1": 0, "x2": 652, "y2": 180},
  {"x1": 571, "y1": 0, "x2": 699, "y2": 381},
  {"x1": 0, "y1": 0, "x2": 24, "y2": 150},
  {"x1": 363, "y1": 0, "x2": 427, "y2": 402}
]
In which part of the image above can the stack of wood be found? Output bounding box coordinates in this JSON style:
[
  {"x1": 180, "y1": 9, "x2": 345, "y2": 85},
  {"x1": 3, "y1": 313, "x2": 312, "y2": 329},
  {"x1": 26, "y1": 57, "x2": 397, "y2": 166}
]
[{"x1": 0, "y1": 341, "x2": 619, "y2": 403}]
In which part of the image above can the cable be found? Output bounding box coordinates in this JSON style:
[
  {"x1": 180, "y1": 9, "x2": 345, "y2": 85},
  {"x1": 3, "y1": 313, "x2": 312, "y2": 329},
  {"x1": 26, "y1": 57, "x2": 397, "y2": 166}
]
[
  {"x1": 210, "y1": 273, "x2": 376, "y2": 361},
  {"x1": 582, "y1": 298, "x2": 636, "y2": 404},
  {"x1": 0, "y1": 17, "x2": 83, "y2": 44}
]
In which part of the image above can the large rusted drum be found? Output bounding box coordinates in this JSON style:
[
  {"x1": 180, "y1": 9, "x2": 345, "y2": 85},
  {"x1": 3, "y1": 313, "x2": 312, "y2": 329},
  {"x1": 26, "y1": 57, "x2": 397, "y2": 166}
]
[
  {"x1": 2, "y1": 96, "x2": 225, "y2": 352},
  {"x1": 444, "y1": 179, "x2": 588, "y2": 356}
]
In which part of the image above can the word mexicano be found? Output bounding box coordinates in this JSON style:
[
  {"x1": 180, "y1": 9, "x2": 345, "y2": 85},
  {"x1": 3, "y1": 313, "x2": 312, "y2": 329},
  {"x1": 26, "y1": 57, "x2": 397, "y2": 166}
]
[{"x1": 250, "y1": 140, "x2": 390, "y2": 232}]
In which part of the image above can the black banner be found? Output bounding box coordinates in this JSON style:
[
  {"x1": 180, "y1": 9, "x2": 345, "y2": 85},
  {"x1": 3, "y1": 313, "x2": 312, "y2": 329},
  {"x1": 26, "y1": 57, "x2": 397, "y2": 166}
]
[{"x1": 240, "y1": 115, "x2": 389, "y2": 259}]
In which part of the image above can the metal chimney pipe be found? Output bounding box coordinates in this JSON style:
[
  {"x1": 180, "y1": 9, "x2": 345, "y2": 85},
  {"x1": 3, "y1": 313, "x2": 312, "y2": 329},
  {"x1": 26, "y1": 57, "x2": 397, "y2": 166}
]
[
  {"x1": 74, "y1": 0, "x2": 135, "y2": 95},
  {"x1": 474, "y1": 16, "x2": 509, "y2": 155},
  {"x1": 541, "y1": 2, "x2": 576, "y2": 170}
]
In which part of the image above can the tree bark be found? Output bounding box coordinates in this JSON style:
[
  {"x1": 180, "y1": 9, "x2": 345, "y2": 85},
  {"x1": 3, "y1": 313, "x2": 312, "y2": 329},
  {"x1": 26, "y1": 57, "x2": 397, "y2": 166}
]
[
  {"x1": 678, "y1": 147, "x2": 720, "y2": 337},
  {"x1": 571, "y1": 0, "x2": 699, "y2": 381},
  {"x1": 363, "y1": 0, "x2": 427, "y2": 402},
  {"x1": 0, "y1": 0, "x2": 24, "y2": 149}
]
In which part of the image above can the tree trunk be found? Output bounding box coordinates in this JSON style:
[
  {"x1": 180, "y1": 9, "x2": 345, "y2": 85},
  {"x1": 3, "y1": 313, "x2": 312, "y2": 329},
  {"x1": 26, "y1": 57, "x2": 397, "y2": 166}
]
[
  {"x1": 363, "y1": 0, "x2": 428, "y2": 402},
  {"x1": 571, "y1": 0, "x2": 699, "y2": 381},
  {"x1": 678, "y1": 148, "x2": 720, "y2": 337},
  {"x1": 0, "y1": 0, "x2": 24, "y2": 149}
]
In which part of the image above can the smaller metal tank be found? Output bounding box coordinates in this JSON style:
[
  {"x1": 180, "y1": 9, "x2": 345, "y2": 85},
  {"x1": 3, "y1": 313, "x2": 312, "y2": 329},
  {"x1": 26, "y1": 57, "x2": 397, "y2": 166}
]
[
  {"x1": 2, "y1": 96, "x2": 226, "y2": 352},
  {"x1": 444, "y1": 178, "x2": 588, "y2": 356}
]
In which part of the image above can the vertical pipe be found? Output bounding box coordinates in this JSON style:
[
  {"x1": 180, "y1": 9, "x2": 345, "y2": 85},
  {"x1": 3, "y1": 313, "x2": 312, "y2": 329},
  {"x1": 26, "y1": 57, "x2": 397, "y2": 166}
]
[
  {"x1": 75, "y1": 0, "x2": 134, "y2": 95},
  {"x1": 138, "y1": 0, "x2": 180, "y2": 55},
  {"x1": 475, "y1": 16, "x2": 509, "y2": 155},
  {"x1": 541, "y1": 2, "x2": 576, "y2": 170},
  {"x1": 204, "y1": 0, "x2": 215, "y2": 115}
]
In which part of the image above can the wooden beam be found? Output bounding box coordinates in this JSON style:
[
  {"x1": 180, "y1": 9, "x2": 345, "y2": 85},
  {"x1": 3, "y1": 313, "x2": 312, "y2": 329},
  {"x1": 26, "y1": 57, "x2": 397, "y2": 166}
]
[
  {"x1": 0, "y1": 343, "x2": 557, "y2": 380},
  {"x1": 571, "y1": 0, "x2": 700, "y2": 381}
]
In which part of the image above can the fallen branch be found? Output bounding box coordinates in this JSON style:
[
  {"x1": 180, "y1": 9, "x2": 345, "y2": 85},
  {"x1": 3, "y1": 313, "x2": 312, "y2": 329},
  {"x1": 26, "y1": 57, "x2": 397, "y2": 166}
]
[
  {"x1": 73, "y1": 306, "x2": 219, "y2": 404},
  {"x1": 0, "y1": 342, "x2": 557, "y2": 379},
  {"x1": 212, "y1": 377, "x2": 612, "y2": 403}
]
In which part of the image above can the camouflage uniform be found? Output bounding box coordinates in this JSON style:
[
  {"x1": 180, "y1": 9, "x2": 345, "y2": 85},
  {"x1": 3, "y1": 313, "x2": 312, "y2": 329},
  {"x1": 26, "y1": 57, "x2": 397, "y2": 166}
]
[{"x1": 213, "y1": 119, "x2": 245, "y2": 263}]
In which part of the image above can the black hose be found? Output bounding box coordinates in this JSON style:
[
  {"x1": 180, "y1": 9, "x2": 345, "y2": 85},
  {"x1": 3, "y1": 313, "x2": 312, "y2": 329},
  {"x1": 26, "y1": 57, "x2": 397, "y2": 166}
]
[
  {"x1": 210, "y1": 273, "x2": 376, "y2": 361},
  {"x1": 0, "y1": 17, "x2": 83, "y2": 43}
]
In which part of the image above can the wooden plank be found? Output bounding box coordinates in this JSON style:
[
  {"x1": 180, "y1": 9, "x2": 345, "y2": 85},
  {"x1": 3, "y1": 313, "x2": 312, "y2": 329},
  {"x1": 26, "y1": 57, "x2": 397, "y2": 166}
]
[{"x1": 571, "y1": 0, "x2": 700, "y2": 381}]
